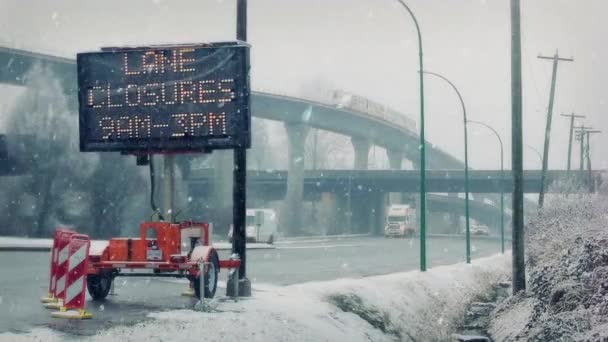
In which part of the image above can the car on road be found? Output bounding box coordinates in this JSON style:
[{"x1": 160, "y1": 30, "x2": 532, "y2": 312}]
[
  {"x1": 462, "y1": 223, "x2": 491, "y2": 236},
  {"x1": 229, "y1": 208, "x2": 278, "y2": 244}
]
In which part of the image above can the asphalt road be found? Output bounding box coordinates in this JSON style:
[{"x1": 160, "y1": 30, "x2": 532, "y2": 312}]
[{"x1": 0, "y1": 235, "x2": 505, "y2": 337}]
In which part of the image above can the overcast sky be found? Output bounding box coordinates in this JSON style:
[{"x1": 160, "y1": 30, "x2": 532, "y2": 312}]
[{"x1": 1, "y1": 0, "x2": 606, "y2": 170}]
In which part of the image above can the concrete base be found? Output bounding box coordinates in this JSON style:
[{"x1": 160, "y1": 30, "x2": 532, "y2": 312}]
[
  {"x1": 238, "y1": 278, "x2": 252, "y2": 297},
  {"x1": 43, "y1": 301, "x2": 63, "y2": 310},
  {"x1": 226, "y1": 277, "x2": 252, "y2": 297},
  {"x1": 51, "y1": 309, "x2": 93, "y2": 320},
  {"x1": 40, "y1": 294, "x2": 57, "y2": 304},
  {"x1": 181, "y1": 288, "x2": 195, "y2": 297}
]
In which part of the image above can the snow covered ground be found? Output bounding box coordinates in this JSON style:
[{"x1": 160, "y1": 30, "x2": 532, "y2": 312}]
[
  {"x1": 2, "y1": 253, "x2": 510, "y2": 341},
  {"x1": 489, "y1": 194, "x2": 608, "y2": 341}
]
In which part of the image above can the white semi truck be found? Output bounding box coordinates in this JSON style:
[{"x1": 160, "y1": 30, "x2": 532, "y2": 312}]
[{"x1": 384, "y1": 204, "x2": 417, "y2": 237}]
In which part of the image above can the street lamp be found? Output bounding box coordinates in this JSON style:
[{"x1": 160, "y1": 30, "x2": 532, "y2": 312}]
[
  {"x1": 423, "y1": 71, "x2": 471, "y2": 264},
  {"x1": 394, "y1": 0, "x2": 427, "y2": 272},
  {"x1": 525, "y1": 145, "x2": 543, "y2": 169},
  {"x1": 467, "y1": 120, "x2": 505, "y2": 254}
]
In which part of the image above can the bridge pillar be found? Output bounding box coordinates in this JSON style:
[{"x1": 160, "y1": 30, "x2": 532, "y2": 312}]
[
  {"x1": 349, "y1": 138, "x2": 373, "y2": 233},
  {"x1": 386, "y1": 149, "x2": 404, "y2": 206},
  {"x1": 447, "y1": 193, "x2": 461, "y2": 234},
  {"x1": 280, "y1": 122, "x2": 310, "y2": 236},
  {"x1": 319, "y1": 192, "x2": 338, "y2": 235},
  {"x1": 386, "y1": 149, "x2": 403, "y2": 170},
  {"x1": 351, "y1": 137, "x2": 371, "y2": 170}
]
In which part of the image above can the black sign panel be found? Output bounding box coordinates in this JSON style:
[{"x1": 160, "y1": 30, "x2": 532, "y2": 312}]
[{"x1": 77, "y1": 42, "x2": 250, "y2": 152}]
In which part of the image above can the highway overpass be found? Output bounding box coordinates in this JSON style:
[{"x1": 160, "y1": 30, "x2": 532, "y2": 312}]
[{"x1": 188, "y1": 169, "x2": 598, "y2": 194}]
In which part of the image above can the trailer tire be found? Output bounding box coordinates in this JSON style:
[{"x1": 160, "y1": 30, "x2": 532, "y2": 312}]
[
  {"x1": 194, "y1": 252, "x2": 219, "y2": 299},
  {"x1": 87, "y1": 272, "x2": 113, "y2": 301}
]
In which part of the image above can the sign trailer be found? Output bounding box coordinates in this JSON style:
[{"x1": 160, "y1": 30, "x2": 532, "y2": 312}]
[{"x1": 41, "y1": 41, "x2": 252, "y2": 319}]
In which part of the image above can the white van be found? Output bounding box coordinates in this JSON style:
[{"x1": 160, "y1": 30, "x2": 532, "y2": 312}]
[{"x1": 228, "y1": 208, "x2": 278, "y2": 244}]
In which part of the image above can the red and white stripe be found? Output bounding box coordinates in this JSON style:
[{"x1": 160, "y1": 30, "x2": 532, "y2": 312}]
[
  {"x1": 63, "y1": 235, "x2": 90, "y2": 310},
  {"x1": 53, "y1": 230, "x2": 74, "y2": 300}
]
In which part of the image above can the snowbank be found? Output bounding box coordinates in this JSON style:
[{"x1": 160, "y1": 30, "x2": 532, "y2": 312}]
[
  {"x1": 3, "y1": 253, "x2": 510, "y2": 341},
  {"x1": 489, "y1": 194, "x2": 608, "y2": 341}
]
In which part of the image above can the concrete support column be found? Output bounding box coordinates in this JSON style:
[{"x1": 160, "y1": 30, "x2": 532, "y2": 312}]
[
  {"x1": 280, "y1": 122, "x2": 310, "y2": 236},
  {"x1": 386, "y1": 149, "x2": 403, "y2": 170},
  {"x1": 211, "y1": 151, "x2": 234, "y2": 234},
  {"x1": 319, "y1": 192, "x2": 338, "y2": 235},
  {"x1": 448, "y1": 192, "x2": 461, "y2": 234},
  {"x1": 372, "y1": 191, "x2": 387, "y2": 235},
  {"x1": 386, "y1": 149, "x2": 404, "y2": 205},
  {"x1": 351, "y1": 137, "x2": 371, "y2": 170}
]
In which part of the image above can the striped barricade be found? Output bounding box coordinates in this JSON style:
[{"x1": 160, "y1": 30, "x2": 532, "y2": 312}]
[
  {"x1": 43, "y1": 229, "x2": 74, "y2": 309},
  {"x1": 51, "y1": 234, "x2": 93, "y2": 319}
]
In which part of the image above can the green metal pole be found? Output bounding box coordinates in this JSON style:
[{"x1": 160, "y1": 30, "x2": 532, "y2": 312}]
[
  {"x1": 395, "y1": 0, "x2": 426, "y2": 271},
  {"x1": 467, "y1": 120, "x2": 504, "y2": 254},
  {"x1": 511, "y1": 0, "x2": 526, "y2": 294},
  {"x1": 423, "y1": 71, "x2": 470, "y2": 263}
]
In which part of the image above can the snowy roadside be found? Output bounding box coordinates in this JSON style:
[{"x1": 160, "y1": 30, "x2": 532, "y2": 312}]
[
  {"x1": 489, "y1": 194, "x2": 608, "y2": 341},
  {"x1": 3, "y1": 253, "x2": 510, "y2": 341},
  {"x1": 0, "y1": 236, "x2": 275, "y2": 251}
]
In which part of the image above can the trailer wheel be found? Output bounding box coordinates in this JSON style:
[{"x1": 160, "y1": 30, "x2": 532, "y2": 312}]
[
  {"x1": 194, "y1": 252, "x2": 219, "y2": 299},
  {"x1": 87, "y1": 272, "x2": 113, "y2": 301}
]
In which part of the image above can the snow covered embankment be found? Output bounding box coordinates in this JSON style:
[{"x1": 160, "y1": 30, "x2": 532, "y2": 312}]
[
  {"x1": 490, "y1": 195, "x2": 608, "y2": 341},
  {"x1": 10, "y1": 253, "x2": 509, "y2": 342}
]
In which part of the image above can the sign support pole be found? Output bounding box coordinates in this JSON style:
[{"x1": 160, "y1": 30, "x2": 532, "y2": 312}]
[
  {"x1": 231, "y1": 0, "x2": 251, "y2": 297},
  {"x1": 163, "y1": 154, "x2": 175, "y2": 223}
]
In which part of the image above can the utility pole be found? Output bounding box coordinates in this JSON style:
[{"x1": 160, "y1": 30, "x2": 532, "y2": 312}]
[
  {"x1": 574, "y1": 125, "x2": 590, "y2": 172},
  {"x1": 585, "y1": 130, "x2": 601, "y2": 192},
  {"x1": 560, "y1": 113, "x2": 585, "y2": 173},
  {"x1": 510, "y1": 0, "x2": 526, "y2": 294},
  {"x1": 537, "y1": 51, "x2": 573, "y2": 208}
]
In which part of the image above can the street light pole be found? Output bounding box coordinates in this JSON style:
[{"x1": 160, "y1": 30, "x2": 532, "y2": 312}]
[
  {"x1": 423, "y1": 71, "x2": 471, "y2": 263},
  {"x1": 394, "y1": 0, "x2": 427, "y2": 272},
  {"x1": 525, "y1": 145, "x2": 543, "y2": 169},
  {"x1": 467, "y1": 120, "x2": 504, "y2": 254}
]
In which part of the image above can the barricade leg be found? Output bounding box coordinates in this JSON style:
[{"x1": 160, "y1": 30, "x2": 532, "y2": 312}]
[
  {"x1": 181, "y1": 280, "x2": 195, "y2": 297},
  {"x1": 41, "y1": 230, "x2": 61, "y2": 303},
  {"x1": 51, "y1": 234, "x2": 93, "y2": 319}
]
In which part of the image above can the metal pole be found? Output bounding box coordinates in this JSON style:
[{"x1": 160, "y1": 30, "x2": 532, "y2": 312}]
[
  {"x1": 537, "y1": 52, "x2": 574, "y2": 208},
  {"x1": 511, "y1": 0, "x2": 526, "y2": 294},
  {"x1": 394, "y1": 0, "x2": 426, "y2": 272},
  {"x1": 231, "y1": 0, "x2": 251, "y2": 296},
  {"x1": 467, "y1": 120, "x2": 504, "y2": 254},
  {"x1": 163, "y1": 155, "x2": 175, "y2": 223},
  {"x1": 423, "y1": 71, "x2": 470, "y2": 263}
]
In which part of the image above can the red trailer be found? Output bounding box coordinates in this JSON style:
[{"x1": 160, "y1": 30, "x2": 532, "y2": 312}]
[{"x1": 85, "y1": 221, "x2": 240, "y2": 300}]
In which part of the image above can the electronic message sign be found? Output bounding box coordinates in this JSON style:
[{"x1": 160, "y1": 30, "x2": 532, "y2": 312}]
[{"x1": 77, "y1": 41, "x2": 250, "y2": 153}]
